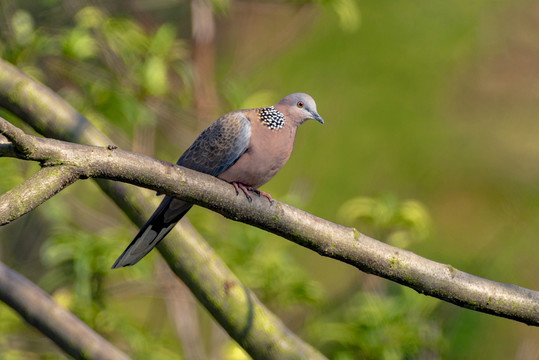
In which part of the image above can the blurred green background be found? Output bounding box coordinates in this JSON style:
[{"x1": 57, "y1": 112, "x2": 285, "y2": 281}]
[{"x1": 1, "y1": 0, "x2": 538, "y2": 359}]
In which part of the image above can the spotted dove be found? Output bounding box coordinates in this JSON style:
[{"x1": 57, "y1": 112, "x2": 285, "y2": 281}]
[{"x1": 112, "y1": 93, "x2": 324, "y2": 268}]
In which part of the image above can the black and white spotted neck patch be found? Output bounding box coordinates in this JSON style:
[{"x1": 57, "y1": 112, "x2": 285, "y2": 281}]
[{"x1": 256, "y1": 106, "x2": 285, "y2": 130}]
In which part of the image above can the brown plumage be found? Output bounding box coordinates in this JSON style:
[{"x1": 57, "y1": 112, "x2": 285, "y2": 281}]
[{"x1": 112, "y1": 93, "x2": 324, "y2": 268}]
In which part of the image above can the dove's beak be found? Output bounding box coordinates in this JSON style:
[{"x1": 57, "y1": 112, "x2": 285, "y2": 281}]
[{"x1": 311, "y1": 111, "x2": 324, "y2": 125}]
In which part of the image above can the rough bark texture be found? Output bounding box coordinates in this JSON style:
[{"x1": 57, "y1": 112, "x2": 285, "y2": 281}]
[
  {"x1": 0, "y1": 261, "x2": 131, "y2": 360},
  {"x1": 0, "y1": 59, "x2": 326, "y2": 360},
  {"x1": 0, "y1": 59, "x2": 538, "y2": 360},
  {"x1": 1, "y1": 115, "x2": 538, "y2": 326}
]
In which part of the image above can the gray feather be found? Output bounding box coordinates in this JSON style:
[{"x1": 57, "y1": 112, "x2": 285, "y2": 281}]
[
  {"x1": 177, "y1": 112, "x2": 251, "y2": 175},
  {"x1": 112, "y1": 112, "x2": 251, "y2": 268}
]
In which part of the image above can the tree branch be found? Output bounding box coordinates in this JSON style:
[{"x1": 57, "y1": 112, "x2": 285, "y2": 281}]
[
  {"x1": 0, "y1": 60, "x2": 326, "y2": 360},
  {"x1": 0, "y1": 261, "x2": 131, "y2": 360},
  {"x1": 0, "y1": 115, "x2": 39, "y2": 156},
  {"x1": 0, "y1": 165, "x2": 80, "y2": 225},
  {"x1": 1, "y1": 115, "x2": 538, "y2": 326},
  {"x1": 0, "y1": 117, "x2": 82, "y2": 224}
]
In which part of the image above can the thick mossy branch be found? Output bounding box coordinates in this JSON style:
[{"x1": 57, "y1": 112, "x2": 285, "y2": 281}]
[
  {"x1": 0, "y1": 60, "x2": 537, "y2": 360},
  {"x1": 1, "y1": 116, "x2": 538, "y2": 326},
  {"x1": 0, "y1": 261, "x2": 131, "y2": 360},
  {"x1": 0, "y1": 60, "x2": 326, "y2": 360}
]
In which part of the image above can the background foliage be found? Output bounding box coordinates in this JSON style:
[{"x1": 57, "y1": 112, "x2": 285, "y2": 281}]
[{"x1": 1, "y1": 0, "x2": 538, "y2": 359}]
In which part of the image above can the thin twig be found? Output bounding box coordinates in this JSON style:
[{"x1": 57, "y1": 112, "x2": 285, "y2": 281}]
[{"x1": 0, "y1": 115, "x2": 38, "y2": 156}]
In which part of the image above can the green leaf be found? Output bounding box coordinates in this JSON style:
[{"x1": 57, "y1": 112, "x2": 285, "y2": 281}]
[
  {"x1": 337, "y1": 194, "x2": 432, "y2": 247},
  {"x1": 11, "y1": 10, "x2": 35, "y2": 46},
  {"x1": 75, "y1": 6, "x2": 106, "y2": 29},
  {"x1": 148, "y1": 24, "x2": 176, "y2": 57},
  {"x1": 63, "y1": 28, "x2": 97, "y2": 59},
  {"x1": 143, "y1": 55, "x2": 168, "y2": 96},
  {"x1": 103, "y1": 18, "x2": 148, "y2": 61},
  {"x1": 332, "y1": 0, "x2": 361, "y2": 32}
]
